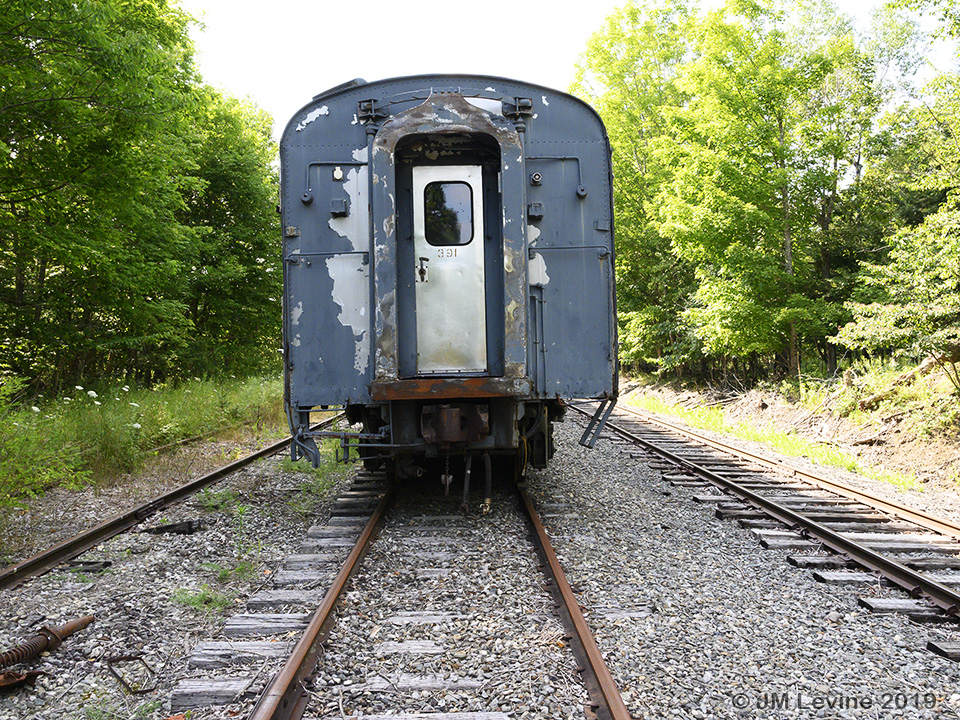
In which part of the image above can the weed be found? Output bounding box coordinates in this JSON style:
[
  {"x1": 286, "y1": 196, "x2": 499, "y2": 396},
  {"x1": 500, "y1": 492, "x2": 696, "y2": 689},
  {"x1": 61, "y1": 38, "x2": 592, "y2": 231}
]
[
  {"x1": 82, "y1": 699, "x2": 124, "y2": 720},
  {"x1": 281, "y1": 447, "x2": 343, "y2": 516},
  {"x1": 133, "y1": 700, "x2": 162, "y2": 718},
  {"x1": 197, "y1": 488, "x2": 239, "y2": 512},
  {"x1": 172, "y1": 585, "x2": 234, "y2": 615},
  {"x1": 200, "y1": 559, "x2": 259, "y2": 582},
  {"x1": 232, "y1": 503, "x2": 251, "y2": 557}
]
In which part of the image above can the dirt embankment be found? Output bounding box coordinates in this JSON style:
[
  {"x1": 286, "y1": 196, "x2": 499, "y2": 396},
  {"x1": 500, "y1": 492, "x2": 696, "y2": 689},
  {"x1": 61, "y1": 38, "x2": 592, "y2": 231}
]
[{"x1": 625, "y1": 381, "x2": 960, "y2": 489}]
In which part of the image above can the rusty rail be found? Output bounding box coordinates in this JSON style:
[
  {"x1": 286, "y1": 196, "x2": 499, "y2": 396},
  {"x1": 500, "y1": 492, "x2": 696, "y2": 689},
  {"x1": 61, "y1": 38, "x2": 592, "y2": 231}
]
[
  {"x1": 576, "y1": 405, "x2": 960, "y2": 617},
  {"x1": 518, "y1": 488, "x2": 634, "y2": 720},
  {"x1": 247, "y1": 484, "x2": 394, "y2": 720},
  {"x1": 0, "y1": 415, "x2": 344, "y2": 590}
]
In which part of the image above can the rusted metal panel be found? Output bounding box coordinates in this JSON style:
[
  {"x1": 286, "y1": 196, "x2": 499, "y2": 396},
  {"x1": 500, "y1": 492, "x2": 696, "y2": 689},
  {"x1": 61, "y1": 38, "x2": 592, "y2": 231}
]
[{"x1": 370, "y1": 376, "x2": 531, "y2": 402}]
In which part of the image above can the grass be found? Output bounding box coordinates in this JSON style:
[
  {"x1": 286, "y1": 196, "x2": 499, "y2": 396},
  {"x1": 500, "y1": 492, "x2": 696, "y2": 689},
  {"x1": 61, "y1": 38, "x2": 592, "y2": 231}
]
[
  {"x1": 279, "y1": 439, "x2": 346, "y2": 516},
  {"x1": 200, "y1": 559, "x2": 259, "y2": 582},
  {"x1": 196, "y1": 488, "x2": 240, "y2": 512},
  {"x1": 0, "y1": 374, "x2": 285, "y2": 507},
  {"x1": 625, "y1": 388, "x2": 923, "y2": 491},
  {"x1": 172, "y1": 585, "x2": 235, "y2": 615}
]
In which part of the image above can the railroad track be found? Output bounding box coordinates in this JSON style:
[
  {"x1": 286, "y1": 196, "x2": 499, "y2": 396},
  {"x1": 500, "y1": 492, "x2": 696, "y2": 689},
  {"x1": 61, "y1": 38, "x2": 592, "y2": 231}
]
[
  {"x1": 2, "y1": 414, "x2": 633, "y2": 719},
  {"x1": 0, "y1": 414, "x2": 344, "y2": 591},
  {"x1": 572, "y1": 401, "x2": 960, "y2": 660},
  {"x1": 169, "y1": 469, "x2": 633, "y2": 720}
]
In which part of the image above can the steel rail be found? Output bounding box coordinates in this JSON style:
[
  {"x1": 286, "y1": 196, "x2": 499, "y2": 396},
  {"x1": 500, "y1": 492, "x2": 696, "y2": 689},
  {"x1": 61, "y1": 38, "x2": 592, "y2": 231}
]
[
  {"x1": 578, "y1": 406, "x2": 960, "y2": 617},
  {"x1": 0, "y1": 415, "x2": 344, "y2": 591},
  {"x1": 518, "y1": 488, "x2": 634, "y2": 720},
  {"x1": 247, "y1": 485, "x2": 394, "y2": 720},
  {"x1": 616, "y1": 404, "x2": 960, "y2": 541}
]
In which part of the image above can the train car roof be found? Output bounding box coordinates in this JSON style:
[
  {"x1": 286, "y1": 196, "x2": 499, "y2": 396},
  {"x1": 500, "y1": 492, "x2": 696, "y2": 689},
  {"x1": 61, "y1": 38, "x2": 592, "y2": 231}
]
[{"x1": 281, "y1": 73, "x2": 606, "y2": 143}]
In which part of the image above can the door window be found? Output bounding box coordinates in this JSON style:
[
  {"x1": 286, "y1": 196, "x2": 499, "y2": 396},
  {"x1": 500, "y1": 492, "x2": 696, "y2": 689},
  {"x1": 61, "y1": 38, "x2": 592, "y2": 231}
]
[{"x1": 424, "y1": 181, "x2": 473, "y2": 246}]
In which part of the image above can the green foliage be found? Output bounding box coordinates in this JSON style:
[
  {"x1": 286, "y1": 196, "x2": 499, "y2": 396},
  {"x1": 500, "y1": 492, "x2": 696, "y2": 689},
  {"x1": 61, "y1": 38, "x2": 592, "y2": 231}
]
[
  {"x1": 0, "y1": 1, "x2": 280, "y2": 392},
  {"x1": 280, "y1": 445, "x2": 343, "y2": 516},
  {"x1": 0, "y1": 375, "x2": 89, "y2": 505},
  {"x1": 200, "y1": 559, "x2": 258, "y2": 582},
  {"x1": 0, "y1": 375, "x2": 283, "y2": 506},
  {"x1": 133, "y1": 700, "x2": 162, "y2": 718},
  {"x1": 232, "y1": 502, "x2": 252, "y2": 556},
  {"x1": 197, "y1": 488, "x2": 240, "y2": 512},
  {"x1": 577, "y1": 0, "x2": 953, "y2": 383},
  {"x1": 172, "y1": 585, "x2": 234, "y2": 615},
  {"x1": 834, "y1": 78, "x2": 960, "y2": 390},
  {"x1": 572, "y1": 0, "x2": 698, "y2": 369}
]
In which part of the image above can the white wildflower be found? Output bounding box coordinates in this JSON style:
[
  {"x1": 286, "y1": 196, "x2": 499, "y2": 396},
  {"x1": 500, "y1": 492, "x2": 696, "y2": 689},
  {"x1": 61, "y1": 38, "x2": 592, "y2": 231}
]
[
  {"x1": 63, "y1": 397, "x2": 72, "y2": 403},
  {"x1": 87, "y1": 390, "x2": 98, "y2": 398},
  {"x1": 122, "y1": 386, "x2": 130, "y2": 392},
  {"x1": 31, "y1": 406, "x2": 40, "y2": 413},
  {"x1": 129, "y1": 402, "x2": 140, "y2": 408},
  {"x1": 94, "y1": 401, "x2": 101, "y2": 406},
  {"x1": 131, "y1": 423, "x2": 142, "y2": 429},
  {"x1": 75, "y1": 385, "x2": 84, "y2": 391}
]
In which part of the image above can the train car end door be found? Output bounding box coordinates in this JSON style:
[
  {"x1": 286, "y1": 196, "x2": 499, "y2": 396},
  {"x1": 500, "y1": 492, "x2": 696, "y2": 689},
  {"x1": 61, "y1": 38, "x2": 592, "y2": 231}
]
[{"x1": 412, "y1": 165, "x2": 487, "y2": 375}]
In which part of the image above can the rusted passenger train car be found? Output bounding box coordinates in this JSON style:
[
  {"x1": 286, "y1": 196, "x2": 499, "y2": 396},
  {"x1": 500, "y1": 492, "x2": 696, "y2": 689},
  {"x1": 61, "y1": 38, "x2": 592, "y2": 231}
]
[{"x1": 280, "y1": 75, "x2": 617, "y2": 495}]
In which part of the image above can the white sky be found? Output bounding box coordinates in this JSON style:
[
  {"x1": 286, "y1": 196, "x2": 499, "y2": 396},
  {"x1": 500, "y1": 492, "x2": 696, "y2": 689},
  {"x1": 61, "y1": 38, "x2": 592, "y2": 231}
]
[
  {"x1": 177, "y1": 0, "x2": 908, "y2": 139},
  {"x1": 178, "y1": 0, "x2": 626, "y2": 138}
]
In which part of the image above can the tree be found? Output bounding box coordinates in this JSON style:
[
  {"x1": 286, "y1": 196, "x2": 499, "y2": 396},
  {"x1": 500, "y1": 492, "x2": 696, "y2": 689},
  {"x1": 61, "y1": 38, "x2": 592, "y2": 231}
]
[
  {"x1": 576, "y1": 0, "x2": 911, "y2": 382},
  {"x1": 836, "y1": 194, "x2": 960, "y2": 389},
  {"x1": 835, "y1": 72, "x2": 960, "y2": 390},
  {"x1": 571, "y1": 0, "x2": 698, "y2": 373},
  {"x1": 656, "y1": 0, "x2": 838, "y2": 375},
  {"x1": 0, "y1": 0, "x2": 199, "y2": 387},
  {"x1": 0, "y1": 1, "x2": 282, "y2": 389},
  {"x1": 178, "y1": 90, "x2": 281, "y2": 376}
]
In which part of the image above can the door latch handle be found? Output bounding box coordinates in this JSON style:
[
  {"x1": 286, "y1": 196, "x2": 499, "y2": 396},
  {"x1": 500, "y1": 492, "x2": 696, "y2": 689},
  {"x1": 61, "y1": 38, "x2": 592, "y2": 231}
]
[{"x1": 418, "y1": 256, "x2": 429, "y2": 282}]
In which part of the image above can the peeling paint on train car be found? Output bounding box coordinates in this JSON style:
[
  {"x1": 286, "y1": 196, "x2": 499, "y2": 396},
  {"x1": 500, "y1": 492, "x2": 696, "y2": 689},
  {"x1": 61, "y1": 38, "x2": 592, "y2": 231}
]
[
  {"x1": 529, "y1": 252, "x2": 550, "y2": 286},
  {"x1": 281, "y1": 74, "x2": 618, "y2": 432},
  {"x1": 368, "y1": 91, "x2": 529, "y2": 399}
]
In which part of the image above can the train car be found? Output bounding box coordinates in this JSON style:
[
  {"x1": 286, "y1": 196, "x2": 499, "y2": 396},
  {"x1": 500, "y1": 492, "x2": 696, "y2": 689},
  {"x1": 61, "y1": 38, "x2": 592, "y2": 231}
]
[{"x1": 280, "y1": 75, "x2": 617, "y2": 500}]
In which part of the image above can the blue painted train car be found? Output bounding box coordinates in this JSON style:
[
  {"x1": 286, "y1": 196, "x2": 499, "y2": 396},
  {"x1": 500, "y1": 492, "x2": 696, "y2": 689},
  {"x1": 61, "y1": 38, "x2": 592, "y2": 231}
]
[{"x1": 280, "y1": 75, "x2": 617, "y2": 496}]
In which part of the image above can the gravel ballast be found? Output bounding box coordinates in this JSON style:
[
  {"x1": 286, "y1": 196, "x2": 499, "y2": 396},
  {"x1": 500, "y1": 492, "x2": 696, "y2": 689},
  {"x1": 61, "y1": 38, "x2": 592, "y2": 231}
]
[
  {"x1": 0, "y1": 452, "x2": 351, "y2": 720},
  {"x1": 525, "y1": 419, "x2": 960, "y2": 719},
  {"x1": 301, "y1": 484, "x2": 589, "y2": 719},
  {"x1": 4, "y1": 413, "x2": 960, "y2": 719}
]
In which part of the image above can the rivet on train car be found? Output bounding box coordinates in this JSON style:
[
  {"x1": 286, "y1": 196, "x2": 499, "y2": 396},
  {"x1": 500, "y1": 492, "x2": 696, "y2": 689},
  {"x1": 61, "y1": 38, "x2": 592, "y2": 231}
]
[
  {"x1": 300, "y1": 192, "x2": 313, "y2": 204},
  {"x1": 530, "y1": 172, "x2": 542, "y2": 186},
  {"x1": 577, "y1": 185, "x2": 588, "y2": 198}
]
